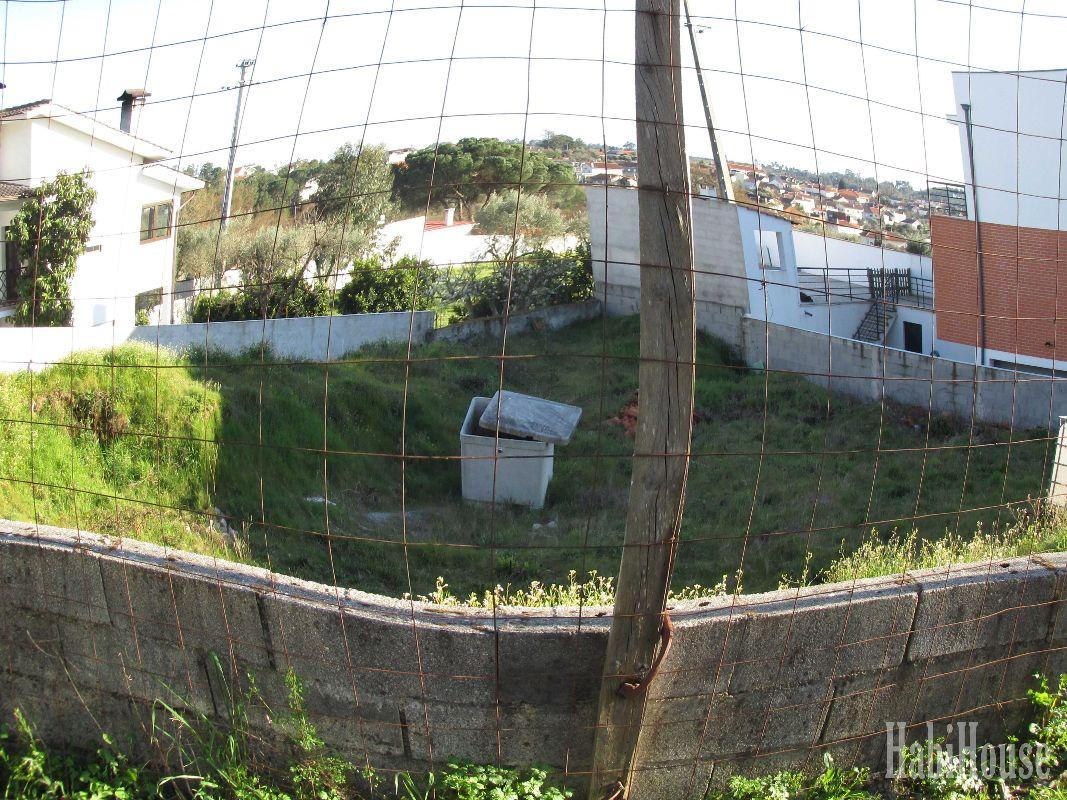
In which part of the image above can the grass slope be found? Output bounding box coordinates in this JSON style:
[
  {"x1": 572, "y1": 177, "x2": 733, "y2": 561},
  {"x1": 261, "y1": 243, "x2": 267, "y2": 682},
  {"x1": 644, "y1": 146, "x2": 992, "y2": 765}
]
[{"x1": 0, "y1": 316, "x2": 1055, "y2": 597}]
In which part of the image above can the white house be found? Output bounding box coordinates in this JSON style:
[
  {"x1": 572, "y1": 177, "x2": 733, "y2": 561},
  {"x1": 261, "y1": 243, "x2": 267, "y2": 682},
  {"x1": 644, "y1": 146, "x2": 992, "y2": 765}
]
[
  {"x1": 587, "y1": 185, "x2": 936, "y2": 354},
  {"x1": 0, "y1": 91, "x2": 203, "y2": 327}
]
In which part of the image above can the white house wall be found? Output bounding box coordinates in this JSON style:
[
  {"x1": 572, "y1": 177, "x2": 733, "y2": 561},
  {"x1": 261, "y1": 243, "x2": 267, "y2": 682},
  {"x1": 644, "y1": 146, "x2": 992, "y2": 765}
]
[
  {"x1": 792, "y1": 228, "x2": 932, "y2": 280},
  {"x1": 795, "y1": 300, "x2": 871, "y2": 340},
  {"x1": 951, "y1": 69, "x2": 1067, "y2": 230},
  {"x1": 0, "y1": 122, "x2": 30, "y2": 184},
  {"x1": 886, "y1": 305, "x2": 936, "y2": 355},
  {"x1": 738, "y1": 206, "x2": 804, "y2": 329},
  {"x1": 24, "y1": 118, "x2": 179, "y2": 327}
]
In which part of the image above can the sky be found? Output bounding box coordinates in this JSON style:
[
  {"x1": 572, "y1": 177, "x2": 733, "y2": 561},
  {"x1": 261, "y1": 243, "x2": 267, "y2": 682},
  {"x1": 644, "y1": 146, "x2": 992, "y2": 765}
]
[{"x1": 4, "y1": 0, "x2": 1067, "y2": 190}]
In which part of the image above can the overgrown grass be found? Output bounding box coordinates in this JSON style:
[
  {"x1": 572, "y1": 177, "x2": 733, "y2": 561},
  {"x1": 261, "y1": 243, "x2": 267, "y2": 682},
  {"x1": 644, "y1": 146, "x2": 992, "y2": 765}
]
[
  {"x1": 0, "y1": 661, "x2": 572, "y2": 800},
  {"x1": 824, "y1": 507, "x2": 1067, "y2": 584},
  {"x1": 0, "y1": 342, "x2": 235, "y2": 558},
  {"x1": 0, "y1": 316, "x2": 1057, "y2": 599}
]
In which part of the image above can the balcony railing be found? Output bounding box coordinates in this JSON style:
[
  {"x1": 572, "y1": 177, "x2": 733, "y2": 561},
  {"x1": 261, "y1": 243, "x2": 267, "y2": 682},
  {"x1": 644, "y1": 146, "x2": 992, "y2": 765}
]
[{"x1": 798, "y1": 266, "x2": 932, "y2": 309}]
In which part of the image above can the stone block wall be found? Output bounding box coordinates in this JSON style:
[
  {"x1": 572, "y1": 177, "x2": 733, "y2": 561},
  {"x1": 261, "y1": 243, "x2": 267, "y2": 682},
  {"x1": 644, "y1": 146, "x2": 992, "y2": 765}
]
[{"x1": 3, "y1": 519, "x2": 1066, "y2": 795}]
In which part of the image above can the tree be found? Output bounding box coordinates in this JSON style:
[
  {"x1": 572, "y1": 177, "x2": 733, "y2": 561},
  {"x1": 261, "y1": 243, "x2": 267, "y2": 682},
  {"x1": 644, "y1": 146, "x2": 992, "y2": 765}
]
[
  {"x1": 183, "y1": 162, "x2": 226, "y2": 188},
  {"x1": 474, "y1": 190, "x2": 569, "y2": 259},
  {"x1": 392, "y1": 137, "x2": 574, "y2": 218},
  {"x1": 9, "y1": 170, "x2": 96, "y2": 327},
  {"x1": 175, "y1": 143, "x2": 391, "y2": 286},
  {"x1": 310, "y1": 143, "x2": 394, "y2": 230}
]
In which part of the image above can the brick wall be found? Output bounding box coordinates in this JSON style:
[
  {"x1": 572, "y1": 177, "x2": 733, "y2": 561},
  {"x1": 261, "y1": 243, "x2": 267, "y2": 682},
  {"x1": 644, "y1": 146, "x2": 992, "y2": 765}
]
[{"x1": 933, "y1": 215, "x2": 1067, "y2": 362}]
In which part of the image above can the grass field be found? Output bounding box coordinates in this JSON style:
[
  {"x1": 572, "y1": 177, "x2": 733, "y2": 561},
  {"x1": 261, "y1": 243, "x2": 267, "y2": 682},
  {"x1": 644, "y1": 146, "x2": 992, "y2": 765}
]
[{"x1": 0, "y1": 315, "x2": 1058, "y2": 598}]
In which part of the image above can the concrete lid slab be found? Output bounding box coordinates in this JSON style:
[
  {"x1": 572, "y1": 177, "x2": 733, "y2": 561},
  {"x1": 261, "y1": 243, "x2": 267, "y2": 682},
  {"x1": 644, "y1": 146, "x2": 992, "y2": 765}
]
[{"x1": 478, "y1": 390, "x2": 583, "y2": 445}]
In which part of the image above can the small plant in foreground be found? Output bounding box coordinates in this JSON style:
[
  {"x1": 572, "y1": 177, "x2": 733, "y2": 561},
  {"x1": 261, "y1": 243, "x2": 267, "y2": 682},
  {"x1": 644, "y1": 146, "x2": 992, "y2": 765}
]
[
  {"x1": 892, "y1": 741, "x2": 988, "y2": 800},
  {"x1": 283, "y1": 670, "x2": 349, "y2": 800},
  {"x1": 407, "y1": 569, "x2": 737, "y2": 608},
  {"x1": 708, "y1": 754, "x2": 875, "y2": 800},
  {"x1": 0, "y1": 708, "x2": 149, "y2": 800},
  {"x1": 429, "y1": 762, "x2": 571, "y2": 800}
]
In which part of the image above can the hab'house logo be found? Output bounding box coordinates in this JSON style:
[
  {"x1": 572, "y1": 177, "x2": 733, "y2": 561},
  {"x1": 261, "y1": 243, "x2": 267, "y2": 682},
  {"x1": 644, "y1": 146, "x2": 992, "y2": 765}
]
[{"x1": 886, "y1": 722, "x2": 1052, "y2": 786}]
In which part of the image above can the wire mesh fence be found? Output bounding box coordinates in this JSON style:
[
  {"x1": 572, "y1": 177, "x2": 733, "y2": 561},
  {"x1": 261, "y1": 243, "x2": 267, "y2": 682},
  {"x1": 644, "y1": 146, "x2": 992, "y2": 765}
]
[{"x1": 2, "y1": 1, "x2": 1067, "y2": 799}]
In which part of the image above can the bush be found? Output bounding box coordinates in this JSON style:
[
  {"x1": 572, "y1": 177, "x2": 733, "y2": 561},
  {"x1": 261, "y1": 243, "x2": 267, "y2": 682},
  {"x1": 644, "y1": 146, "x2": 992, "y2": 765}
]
[
  {"x1": 336, "y1": 256, "x2": 435, "y2": 314},
  {"x1": 188, "y1": 281, "x2": 336, "y2": 323},
  {"x1": 444, "y1": 245, "x2": 592, "y2": 321}
]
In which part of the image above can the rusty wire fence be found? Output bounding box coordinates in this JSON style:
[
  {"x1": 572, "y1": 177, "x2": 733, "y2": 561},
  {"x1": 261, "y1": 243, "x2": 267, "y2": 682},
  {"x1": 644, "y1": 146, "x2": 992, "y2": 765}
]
[{"x1": 1, "y1": 1, "x2": 1067, "y2": 798}]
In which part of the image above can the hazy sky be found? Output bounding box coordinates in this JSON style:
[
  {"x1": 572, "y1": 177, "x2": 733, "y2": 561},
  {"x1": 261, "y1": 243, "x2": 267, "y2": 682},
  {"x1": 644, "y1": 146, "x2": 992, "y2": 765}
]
[{"x1": 4, "y1": 0, "x2": 1067, "y2": 189}]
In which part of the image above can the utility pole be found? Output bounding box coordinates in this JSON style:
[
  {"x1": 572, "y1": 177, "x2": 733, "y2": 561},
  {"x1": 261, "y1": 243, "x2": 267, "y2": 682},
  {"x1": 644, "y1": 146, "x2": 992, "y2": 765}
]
[
  {"x1": 588, "y1": 0, "x2": 697, "y2": 797},
  {"x1": 683, "y1": 0, "x2": 733, "y2": 201},
  {"x1": 220, "y1": 59, "x2": 255, "y2": 230}
]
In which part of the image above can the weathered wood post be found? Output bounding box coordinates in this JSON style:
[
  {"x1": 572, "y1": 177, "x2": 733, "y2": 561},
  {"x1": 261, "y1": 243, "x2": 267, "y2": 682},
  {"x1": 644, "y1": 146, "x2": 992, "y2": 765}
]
[{"x1": 587, "y1": 0, "x2": 697, "y2": 796}]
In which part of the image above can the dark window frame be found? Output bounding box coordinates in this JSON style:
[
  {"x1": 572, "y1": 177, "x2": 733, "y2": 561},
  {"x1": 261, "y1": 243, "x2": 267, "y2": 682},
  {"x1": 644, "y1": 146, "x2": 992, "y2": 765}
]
[
  {"x1": 2, "y1": 227, "x2": 19, "y2": 304},
  {"x1": 140, "y1": 201, "x2": 173, "y2": 243}
]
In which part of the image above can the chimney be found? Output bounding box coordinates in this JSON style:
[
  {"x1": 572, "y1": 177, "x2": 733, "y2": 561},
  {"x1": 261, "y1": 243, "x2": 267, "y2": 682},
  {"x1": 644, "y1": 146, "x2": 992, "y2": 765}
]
[
  {"x1": 444, "y1": 206, "x2": 455, "y2": 227},
  {"x1": 117, "y1": 89, "x2": 150, "y2": 134}
]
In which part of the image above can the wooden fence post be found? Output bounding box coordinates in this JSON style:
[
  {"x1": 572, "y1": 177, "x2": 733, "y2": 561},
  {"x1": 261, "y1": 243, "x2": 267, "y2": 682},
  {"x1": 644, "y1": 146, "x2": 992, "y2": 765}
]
[{"x1": 588, "y1": 0, "x2": 697, "y2": 796}]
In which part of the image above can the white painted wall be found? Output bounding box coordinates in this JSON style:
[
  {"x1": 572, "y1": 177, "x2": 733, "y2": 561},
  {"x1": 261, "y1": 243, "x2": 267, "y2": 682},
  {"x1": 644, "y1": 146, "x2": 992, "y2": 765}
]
[
  {"x1": 0, "y1": 310, "x2": 435, "y2": 373},
  {"x1": 886, "y1": 305, "x2": 936, "y2": 355},
  {"x1": 381, "y1": 216, "x2": 490, "y2": 267},
  {"x1": 739, "y1": 206, "x2": 803, "y2": 328},
  {"x1": 935, "y1": 337, "x2": 1067, "y2": 376},
  {"x1": 792, "y1": 229, "x2": 932, "y2": 281},
  {"x1": 951, "y1": 69, "x2": 1067, "y2": 230}
]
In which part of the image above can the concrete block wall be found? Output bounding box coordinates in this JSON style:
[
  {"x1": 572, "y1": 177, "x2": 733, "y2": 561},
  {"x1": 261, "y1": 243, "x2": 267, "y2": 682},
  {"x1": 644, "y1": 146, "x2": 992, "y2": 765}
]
[
  {"x1": 2, "y1": 518, "x2": 1065, "y2": 796},
  {"x1": 586, "y1": 186, "x2": 751, "y2": 315},
  {"x1": 595, "y1": 281, "x2": 745, "y2": 350},
  {"x1": 742, "y1": 316, "x2": 1067, "y2": 430},
  {"x1": 129, "y1": 311, "x2": 436, "y2": 362},
  {"x1": 0, "y1": 311, "x2": 436, "y2": 373}
]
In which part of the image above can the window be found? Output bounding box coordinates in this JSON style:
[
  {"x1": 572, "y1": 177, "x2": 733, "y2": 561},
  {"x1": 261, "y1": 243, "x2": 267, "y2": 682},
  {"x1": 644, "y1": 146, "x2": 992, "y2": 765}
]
[
  {"x1": 140, "y1": 201, "x2": 173, "y2": 242},
  {"x1": 755, "y1": 230, "x2": 781, "y2": 269},
  {"x1": 903, "y1": 321, "x2": 923, "y2": 353},
  {"x1": 1, "y1": 227, "x2": 19, "y2": 304}
]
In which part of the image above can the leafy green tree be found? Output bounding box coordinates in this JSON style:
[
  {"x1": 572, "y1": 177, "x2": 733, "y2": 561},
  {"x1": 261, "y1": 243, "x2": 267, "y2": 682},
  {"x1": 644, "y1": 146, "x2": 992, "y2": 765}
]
[
  {"x1": 184, "y1": 162, "x2": 226, "y2": 188},
  {"x1": 438, "y1": 245, "x2": 592, "y2": 320},
  {"x1": 392, "y1": 137, "x2": 574, "y2": 218},
  {"x1": 9, "y1": 170, "x2": 96, "y2": 327},
  {"x1": 310, "y1": 143, "x2": 394, "y2": 229},
  {"x1": 475, "y1": 190, "x2": 569, "y2": 260}
]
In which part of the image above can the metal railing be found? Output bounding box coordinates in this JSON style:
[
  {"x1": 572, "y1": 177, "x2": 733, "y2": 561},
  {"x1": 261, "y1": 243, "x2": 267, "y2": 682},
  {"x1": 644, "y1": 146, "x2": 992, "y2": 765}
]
[{"x1": 797, "y1": 266, "x2": 933, "y2": 309}]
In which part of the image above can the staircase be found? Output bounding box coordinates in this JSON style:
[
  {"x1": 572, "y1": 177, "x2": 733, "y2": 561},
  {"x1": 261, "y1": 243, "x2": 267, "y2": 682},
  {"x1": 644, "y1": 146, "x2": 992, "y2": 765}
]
[{"x1": 853, "y1": 300, "x2": 896, "y2": 344}]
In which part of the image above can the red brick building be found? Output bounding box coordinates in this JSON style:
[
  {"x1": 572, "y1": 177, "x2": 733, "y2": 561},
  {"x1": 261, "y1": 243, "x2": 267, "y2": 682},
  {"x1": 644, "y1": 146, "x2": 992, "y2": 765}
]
[{"x1": 932, "y1": 214, "x2": 1067, "y2": 370}]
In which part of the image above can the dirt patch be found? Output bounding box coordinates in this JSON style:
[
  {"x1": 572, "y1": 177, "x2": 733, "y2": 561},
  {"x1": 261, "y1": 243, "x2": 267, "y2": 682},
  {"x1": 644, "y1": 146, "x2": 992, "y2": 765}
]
[
  {"x1": 607, "y1": 392, "x2": 719, "y2": 437},
  {"x1": 606, "y1": 393, "x2": 639, "y2": 437}
]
